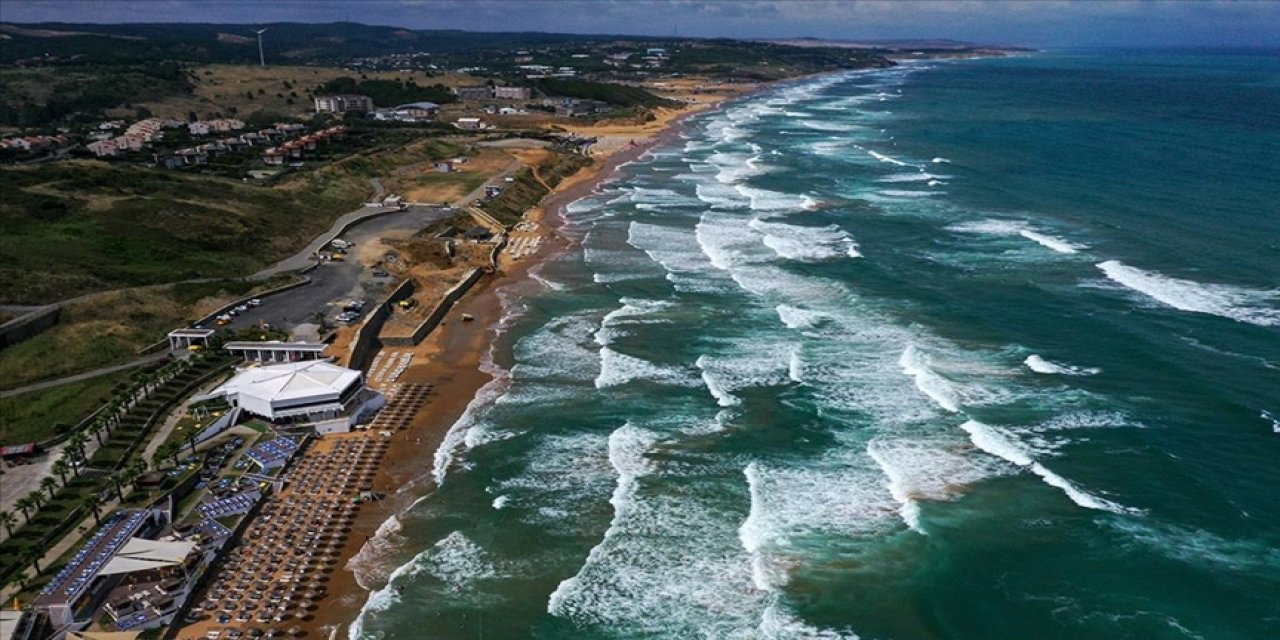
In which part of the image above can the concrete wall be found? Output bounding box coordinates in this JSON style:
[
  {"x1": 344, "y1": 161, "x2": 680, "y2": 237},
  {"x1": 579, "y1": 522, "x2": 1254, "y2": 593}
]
[
  {"x1": 0, "y1": 304, "x2": 60, "y2": 349},
  {"x1": 138, "y1": 277, "x2": 315, "y2": 355},
  {"x1": 382, "y1": 268, "x2": 485, "y2": 348},
  {"x1": 347, "y1": 279, "x2": 415, "y2": 372}
]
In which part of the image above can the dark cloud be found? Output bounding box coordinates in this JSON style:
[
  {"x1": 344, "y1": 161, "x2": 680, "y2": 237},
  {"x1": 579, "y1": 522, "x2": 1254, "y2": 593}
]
[{"x1": 2, "y1": 0, "x2": 1277, "y2": 46}]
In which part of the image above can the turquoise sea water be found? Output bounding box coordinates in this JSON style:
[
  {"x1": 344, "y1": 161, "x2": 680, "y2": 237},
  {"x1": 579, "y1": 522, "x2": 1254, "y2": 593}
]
[{"x1": 351, "y1": 49, "x2": 1280, "y2": 639}]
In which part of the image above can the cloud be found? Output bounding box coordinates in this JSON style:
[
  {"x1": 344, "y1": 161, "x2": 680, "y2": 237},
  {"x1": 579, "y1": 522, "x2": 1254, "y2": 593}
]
[{"x1": 1, "y1": 0, "x2": 1277, "y2": 46}]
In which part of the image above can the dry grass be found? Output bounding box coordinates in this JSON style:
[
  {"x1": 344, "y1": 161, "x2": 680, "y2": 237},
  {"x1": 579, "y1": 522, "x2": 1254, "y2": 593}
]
[
  {"x1": 387, "y1": 147, "x2": 512, "y2": 204},
  {"x1": 127, "y1": 64, "x2": 459, "y2": 121}
]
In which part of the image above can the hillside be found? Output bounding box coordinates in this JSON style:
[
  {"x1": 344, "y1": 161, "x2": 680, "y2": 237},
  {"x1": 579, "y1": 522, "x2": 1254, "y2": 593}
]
[
  {"x1": 0, "y1": 137, "x2": 464, "y2": 303},
  {"x1": 0, "y1": 22, "x2": 625, "y2": 65}
]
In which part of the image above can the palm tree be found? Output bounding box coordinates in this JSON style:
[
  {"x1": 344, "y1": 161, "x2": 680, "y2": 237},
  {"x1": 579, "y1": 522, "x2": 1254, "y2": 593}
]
[
  {"x1": 24, "y1": 547, "x2": 42, "y2": 574},
  {"x1": 81, "y1": 494, "x2": 102, "y2": 526},
  {"x1": 89, "y1": 418, "x2": 107, "y2": 446},
  {"x1": 0, "y1": 510, "x2": 16, "y2": 536},
  {"x1": 52, "y1": 458, "x2": 69, "y2": 485},
  {"x1": 40, "y1": 476, "x2": 59, "y2": 501},
  {"x1": 61, "y1": 449, "x2": 82, "y2": 477},
  {"x1": 27, "y1": 489, "x2": 45, "y2": 509},
  {"x1": 66, "y1": 432, "x2": 88, "y2": 470},
  {"x1": 14, "y1": 496, "x2": 36, "y2": 522},
  {"x1": 107, "y1": 476, "x2": 126, "y2": 502}
]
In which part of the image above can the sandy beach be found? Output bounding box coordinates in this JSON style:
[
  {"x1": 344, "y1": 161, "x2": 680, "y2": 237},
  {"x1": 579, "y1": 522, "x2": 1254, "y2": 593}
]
[{"x1": 297, "y1": 90, "x2": 742, "y2": 639}]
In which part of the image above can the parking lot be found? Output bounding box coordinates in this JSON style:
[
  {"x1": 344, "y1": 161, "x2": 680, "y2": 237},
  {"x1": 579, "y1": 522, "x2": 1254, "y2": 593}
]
[{"x1": 221, "y1": 206, "x2": 451, "y2": 334}]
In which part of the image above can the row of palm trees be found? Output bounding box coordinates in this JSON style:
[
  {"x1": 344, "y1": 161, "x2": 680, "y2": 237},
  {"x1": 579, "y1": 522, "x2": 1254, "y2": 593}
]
[{"x1": 0, "y1": 357, "x2": 199, "y2": 550}]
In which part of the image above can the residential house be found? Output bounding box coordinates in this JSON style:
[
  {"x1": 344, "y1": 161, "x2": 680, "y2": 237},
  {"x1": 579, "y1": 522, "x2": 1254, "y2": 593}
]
[
  {"x1": 87, "y1": 139, "x2": 119, "y2": 157},
  {"x1": 452, "y1": 85, "x2": 493, "y2": 101},
  {"x1": 314, "y1": 94, "x2": 374, "y2": 114},
  {"x1": 493, "y1": 86, "x2": 532, "y2": 100},
  {"x1": 455, "y1": 117, "x2": 484, "y2": 130},
  {"x1": 432, "y1": 161, "x2": 454, "y2": 173}
]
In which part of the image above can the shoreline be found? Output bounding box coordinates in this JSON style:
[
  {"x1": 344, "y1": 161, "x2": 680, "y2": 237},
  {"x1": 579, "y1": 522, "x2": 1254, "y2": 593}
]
[{"x1": 305, "y1": 80, "x2": 766, "y2": 639}]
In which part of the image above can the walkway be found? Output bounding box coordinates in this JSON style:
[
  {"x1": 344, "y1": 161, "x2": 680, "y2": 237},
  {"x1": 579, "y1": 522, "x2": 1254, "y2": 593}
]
[{"x1": 0, "y1": 353, "x2": 167, "y2": 399}]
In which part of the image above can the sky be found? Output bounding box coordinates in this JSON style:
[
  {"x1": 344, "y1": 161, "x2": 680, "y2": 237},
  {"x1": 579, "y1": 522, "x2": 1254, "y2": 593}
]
[{"x1": 2, "y1": 0, "x2": 1278, "y2": 48}]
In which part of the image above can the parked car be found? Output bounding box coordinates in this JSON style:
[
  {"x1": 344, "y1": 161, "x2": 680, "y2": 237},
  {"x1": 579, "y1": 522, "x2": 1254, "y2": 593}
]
[
  {"x1": 247, "y1": 298, "x2": 262, "y2": 307},
  {"x1": 372, "y1": 270, "x2": 389, "y2": 277}
]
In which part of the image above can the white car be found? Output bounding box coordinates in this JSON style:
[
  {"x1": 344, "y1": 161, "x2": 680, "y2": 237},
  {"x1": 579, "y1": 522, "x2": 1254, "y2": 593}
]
[
  {"x1": 247, "y1": 299, "x2": 262, "y2": 307},
  {"x1": 235, "y1": 304, "x2": 249, "y2": 312}
]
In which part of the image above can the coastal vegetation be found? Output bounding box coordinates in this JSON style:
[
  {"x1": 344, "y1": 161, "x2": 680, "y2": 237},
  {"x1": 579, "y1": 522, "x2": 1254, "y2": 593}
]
[
  {"x1": 482, "y1": 151, "x2": 591, "y2": 224},
  {"x1": 0, "y1": 353, "x2": 233, "y2": 589},
  {"x1": 0, "y1": 137, "x2": 465, "y2": 303},
  {"x1": 530, "y1": 78, "x2": 678, "y2": 108},
  {"x1": 317, "y1": 76, "x2": 457, "y2": 106},
  {"x1": 0, "y1": 374, "x2": 120, "y2": 443}
]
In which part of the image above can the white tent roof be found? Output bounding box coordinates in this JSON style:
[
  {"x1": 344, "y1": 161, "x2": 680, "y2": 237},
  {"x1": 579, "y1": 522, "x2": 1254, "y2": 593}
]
[
  {"x1": 217, "y1": 360, "x2": 361, "y2": 405},
  {"x1": 99, "y1": 538, "x2": 197, "y2": 576}
]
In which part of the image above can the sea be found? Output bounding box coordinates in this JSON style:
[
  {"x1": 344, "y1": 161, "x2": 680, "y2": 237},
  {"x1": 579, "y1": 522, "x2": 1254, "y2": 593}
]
[{"x1": 349, "y1": 49, "x2": 1280, "y2": 639}]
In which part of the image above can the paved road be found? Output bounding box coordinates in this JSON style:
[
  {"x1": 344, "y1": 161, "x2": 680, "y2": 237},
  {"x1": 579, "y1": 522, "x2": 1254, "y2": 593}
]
[
  {"x1": 0, "y1": 353, "x2": 168, "y2": 399},
  {"x1": 224, "y1": 206, "x2": 453, "y2": 333}
]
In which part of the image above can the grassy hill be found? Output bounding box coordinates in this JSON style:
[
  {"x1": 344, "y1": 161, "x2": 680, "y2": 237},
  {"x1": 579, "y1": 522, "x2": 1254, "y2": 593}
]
[
  {"x1": 0, "y1": 137, "x2": 465, "y2": 303},
  {"x1": 0, "y1": 22, "x2": 625, "y2": 66}
]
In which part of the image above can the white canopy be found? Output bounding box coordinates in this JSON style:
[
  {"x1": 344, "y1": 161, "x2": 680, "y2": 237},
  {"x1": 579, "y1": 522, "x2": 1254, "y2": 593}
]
[{"x1": 98, "y1": 538, "x2": 197, "y2": 576}]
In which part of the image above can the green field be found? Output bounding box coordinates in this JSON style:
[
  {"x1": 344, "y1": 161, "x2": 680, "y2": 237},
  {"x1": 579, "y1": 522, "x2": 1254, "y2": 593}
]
[{"x1": 0, "y1": 374, "x2": 121, "y2": 444}]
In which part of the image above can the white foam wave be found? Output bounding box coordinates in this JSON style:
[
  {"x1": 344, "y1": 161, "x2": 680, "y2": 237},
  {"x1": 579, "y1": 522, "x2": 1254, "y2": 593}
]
[
  {"x1": 548, "y1": 425, "x2": 766, "y2": 635},
  {"x1": 867, "y1": 439, "x2": 1002, "y2": 534},
  {"x1": 1097, "y1": 261, "x2": 1280, "y2": 327},
  {"x1": 758, "y1": 604, "x2": 861, "y2": 639},
  {"x1": 898, "y1": 345, "x2": 962, "y2": 413},
  {"x1": 749, "y1": 219, "x2": 860, "y2": 261},
  {"x1": 697, "y1": 345, "x2": 795, "y2": 407},
  {"x1": 775, "y1": 304, "x2": 831, "y2": 330},
  {"x1": 959, "y1": 420, "x2": 1138, "y2": 515},
  {"x1": 801, "y1": 120, "x2": 861, "y2": 132},
  {"x1": 737, "y1": 184, "x2": 816, "y2": 212},
  {"x1": 948, "y1": 219, "x2": 1085, "y2": 254},
  {"x1": 877, "y1": 172, "x2": 945, "y2": 183},
  {"x1": 741, "y1": 460, "x2": 899, "y2": 586},
  {"x1": 1024, "y1": 354, "x2": 1100, "y2": 376},
  {"x1": 1264, "y1": 410, "x2": 1280, "y2": 434},
  {"x1": 931, "y1": 157, "x2": 951, "y2": 163},
  {"x1": 697, "y1": 355, "x2": 740, "y2": 407},
  {"x1": 595, "y1": 347, "x2": 696, "y2": 389},
  {"x1": 1019, "y1": 229, "x2": 1081, "y2": 254},
  {"x1": 695, "y1": 213, "x2": 764, "y2": 270},
  {"x1": 867, "y1": 149, "x2": 914, "y2": 167}
]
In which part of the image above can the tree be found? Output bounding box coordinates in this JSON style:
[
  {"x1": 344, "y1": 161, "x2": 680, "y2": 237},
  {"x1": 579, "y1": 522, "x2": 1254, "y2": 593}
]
[
  {"x1": 24, "y1": 547, "x2": 42, "y2": 574},
  {"x1": 14, "y1": 496, "x2": 36, "y2": 522},
  {"x1": 81, "y1": 494, "x2": 103, "y2": 526},
  {"x1": 135, "y1": 106, "x2": 153, "y2": 119},
  {"x1": 52, "y1": 458, "x2": 69, "y2": 485},
  {"x1": 89, "y1": 418, "x2": 105, "y2": 446},
  {"x1": 66, "y1": 433, "x2": 88, "y2": 471},
  {"x1": 187, "y1": 111, "x2": 199, "y2": 122},
  {"x1": 0, "y1": 510, "x2": 16, "y2": 536},
  {"x1": 108, "y1": 476, "x2": 126, "y2": 502},
  {"x1": 40, "y1": 477, "x2": 59, "y2": 501}
]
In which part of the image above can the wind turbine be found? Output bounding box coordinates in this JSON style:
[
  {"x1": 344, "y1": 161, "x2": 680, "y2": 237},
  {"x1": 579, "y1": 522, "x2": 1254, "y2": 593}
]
[{"x1": 255, "y1": 28, "x2": 268, "y2": 67}]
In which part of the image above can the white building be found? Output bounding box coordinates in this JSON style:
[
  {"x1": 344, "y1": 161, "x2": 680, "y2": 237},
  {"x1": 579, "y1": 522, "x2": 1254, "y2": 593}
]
[{"x1": 199, "y1": 360, "x2": 383, "y2": 434}]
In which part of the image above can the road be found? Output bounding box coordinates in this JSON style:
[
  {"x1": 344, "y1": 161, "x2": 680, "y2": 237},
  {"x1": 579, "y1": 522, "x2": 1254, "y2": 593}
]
[{"x1": 223, "y1": 205, "x2": 454, "y2": 333}]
